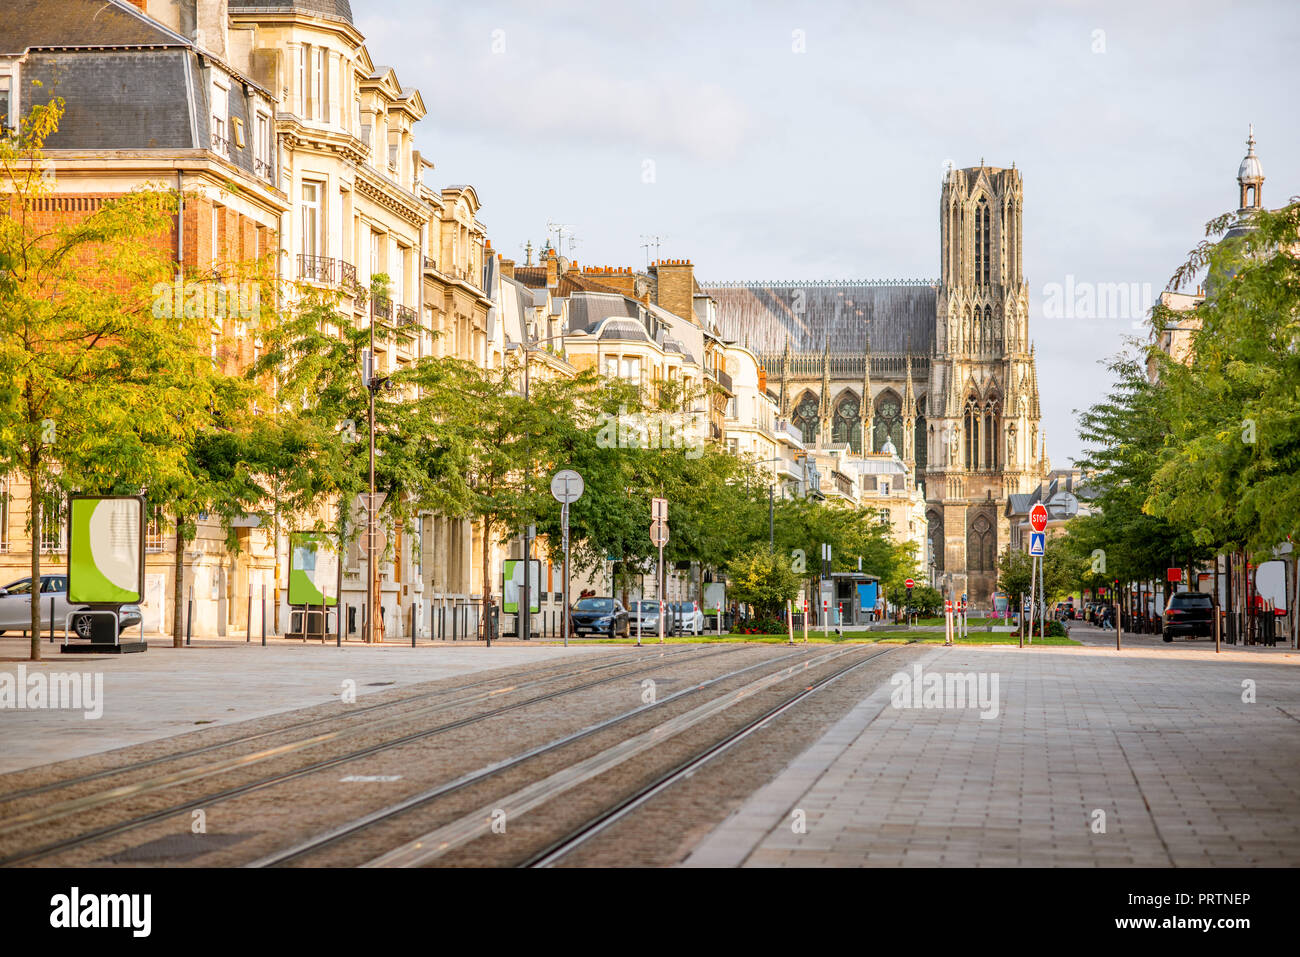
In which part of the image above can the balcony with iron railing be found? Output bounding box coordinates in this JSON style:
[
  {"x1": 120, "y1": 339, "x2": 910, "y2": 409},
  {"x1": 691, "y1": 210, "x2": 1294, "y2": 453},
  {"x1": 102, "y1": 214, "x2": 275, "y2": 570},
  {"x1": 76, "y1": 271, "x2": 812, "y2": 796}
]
[
  {"x1": 423, "y1": 256, "x2": 437, "y2": 271},
  {"x1": 394, "y1": 303, "x2": 417, "y2": 327},
  {"x1": 370, "y1": 295, "x2": 393, "y2": 323},
  {"x1": 707, "y1": 367, "x2": 734, "y2": 393},
  {"x1": 253, "y1": 157, "x2": 272, "y2": 180},
  {"x1": 211, "y1": 132, "x2": 230, "y2": 156},
  {"x1": 297, "y1": 254, "x2": 358, "y2": 290}
]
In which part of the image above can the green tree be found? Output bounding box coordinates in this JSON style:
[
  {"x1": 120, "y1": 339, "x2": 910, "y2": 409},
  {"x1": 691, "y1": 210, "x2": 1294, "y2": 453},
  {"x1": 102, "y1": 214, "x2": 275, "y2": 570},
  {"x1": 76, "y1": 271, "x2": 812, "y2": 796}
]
[
  {"x1": 1147, "y1": 201, "x2": 1300, "y2": 555},
  {"x1": 0, "y1": 100, "x2": 222, "y2": 659},
  {"x1": 725, "y1": 546, "x2": 800, "y2": 620},
  {"x1": 252, "y1": 276, "x2": 469, "y2": 639}
]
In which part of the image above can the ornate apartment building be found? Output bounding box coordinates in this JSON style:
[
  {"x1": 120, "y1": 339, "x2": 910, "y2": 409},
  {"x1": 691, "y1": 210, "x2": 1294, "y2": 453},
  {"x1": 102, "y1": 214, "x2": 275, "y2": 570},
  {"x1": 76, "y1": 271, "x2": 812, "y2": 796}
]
[
  {"x1": 707, "y1": 164, "x2": 1049, "y2": 600},
  {"x1": 0, "y1": 0, "x2": 491, "y2": 638}
]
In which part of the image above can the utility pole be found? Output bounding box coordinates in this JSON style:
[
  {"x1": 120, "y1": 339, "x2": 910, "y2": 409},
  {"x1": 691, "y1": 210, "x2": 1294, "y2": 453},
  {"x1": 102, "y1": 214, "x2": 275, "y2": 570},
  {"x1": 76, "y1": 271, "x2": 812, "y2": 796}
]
[{"x1": 365, "y1": 332, "x2": 380, "y2": 644}]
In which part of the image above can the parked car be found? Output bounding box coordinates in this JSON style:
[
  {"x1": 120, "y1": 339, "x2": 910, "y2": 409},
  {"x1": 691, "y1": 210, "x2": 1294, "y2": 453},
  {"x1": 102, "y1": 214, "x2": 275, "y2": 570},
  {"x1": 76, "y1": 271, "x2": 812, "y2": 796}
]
[
  {"x1": 0, "y1": 574, "x2": 142, "y2": 641},
  {"x1": 628, "y1": 600, "x2": 675, "y2": 637},
  {"x1": 570, "y1": 597, "x2": 630, "y2": 638},
  {"x1": 669, "y1": 600, "x2": 705, "y2": 635},
  {"x1": 1163, "y1": 591, "x2": 1214, "y2": 642}
]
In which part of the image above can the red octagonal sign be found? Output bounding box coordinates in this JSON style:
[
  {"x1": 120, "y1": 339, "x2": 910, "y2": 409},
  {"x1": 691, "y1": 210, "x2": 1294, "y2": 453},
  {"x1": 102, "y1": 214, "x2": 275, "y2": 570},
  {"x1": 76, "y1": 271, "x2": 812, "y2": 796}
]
[{"x1": 1029, "y1": 503, "x2": 1049, "y2": 533}]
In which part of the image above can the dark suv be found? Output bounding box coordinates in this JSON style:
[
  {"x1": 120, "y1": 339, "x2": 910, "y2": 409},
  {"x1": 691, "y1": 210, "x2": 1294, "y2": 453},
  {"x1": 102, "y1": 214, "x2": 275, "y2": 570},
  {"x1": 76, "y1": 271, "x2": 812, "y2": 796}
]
[{"x1": 1163, "y1": 591, "x2": 1214, "y2": 642}]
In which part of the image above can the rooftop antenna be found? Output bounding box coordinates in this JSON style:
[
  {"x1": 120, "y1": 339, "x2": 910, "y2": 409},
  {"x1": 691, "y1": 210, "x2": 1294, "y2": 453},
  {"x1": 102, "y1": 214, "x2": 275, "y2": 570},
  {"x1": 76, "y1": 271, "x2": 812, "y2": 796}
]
[
  {"x1": 640, "y1": 234, "x2": 665, "y2": 268},
  {"x1": 547, "y1": 220, "x2": 575, "y2": 259}
]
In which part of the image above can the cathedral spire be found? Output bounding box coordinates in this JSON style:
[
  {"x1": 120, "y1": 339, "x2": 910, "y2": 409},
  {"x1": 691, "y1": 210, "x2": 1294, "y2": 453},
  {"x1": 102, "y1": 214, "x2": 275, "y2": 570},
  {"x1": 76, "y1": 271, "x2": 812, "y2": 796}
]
[
  {"x1": 860, "y1": 333, "x2": 873, "y2": 454},
  {"x1": 1028, "y1": 342, "x2": 1041, "y2": 419}
]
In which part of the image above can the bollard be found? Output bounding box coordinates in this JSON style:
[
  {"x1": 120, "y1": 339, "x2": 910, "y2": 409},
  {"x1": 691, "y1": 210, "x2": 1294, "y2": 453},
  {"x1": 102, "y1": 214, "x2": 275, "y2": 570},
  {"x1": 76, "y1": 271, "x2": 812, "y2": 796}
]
[
  {"x1": 186, "y1": 585, "x2": 193, "y2": 646},
  {"x1": 261, "y1": 585, "x2": 266, "y2": 646},
  {"x1": 246, "y1": 585, "x2": 252, "y2": 643},
  {"x1": 49, "y1": 595, "x2": 55, "y2": 644}
]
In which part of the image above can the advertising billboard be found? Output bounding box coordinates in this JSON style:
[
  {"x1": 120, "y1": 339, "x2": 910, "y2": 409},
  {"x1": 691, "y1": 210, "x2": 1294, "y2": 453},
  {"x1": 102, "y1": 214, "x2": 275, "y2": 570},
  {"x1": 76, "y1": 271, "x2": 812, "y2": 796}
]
[
  {"x1": 67, "y1": 495, "x2": 145, "y2": 604},
  {"x1": 503, "y1": 559, "x2": 541, "y2": 614},
  {"x1": 289, "y1": 532, "x2": 339, "y2": 606}
]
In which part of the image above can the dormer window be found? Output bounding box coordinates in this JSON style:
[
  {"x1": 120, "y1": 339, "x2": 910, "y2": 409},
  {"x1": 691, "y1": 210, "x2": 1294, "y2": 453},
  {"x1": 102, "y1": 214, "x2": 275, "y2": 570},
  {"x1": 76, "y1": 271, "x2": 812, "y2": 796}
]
[
  {"x1": 0, "y1": 70, "x2": 14, "y2": 133},
  {"x1": 210, "y1": 78, "x2": 230, "y2": 155}
]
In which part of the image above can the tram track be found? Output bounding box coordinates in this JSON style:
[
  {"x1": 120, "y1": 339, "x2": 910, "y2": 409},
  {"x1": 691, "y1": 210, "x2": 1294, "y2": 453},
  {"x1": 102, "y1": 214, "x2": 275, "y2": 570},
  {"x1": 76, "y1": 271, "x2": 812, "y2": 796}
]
[
  {"x1": 360, "y1": 645, "x2": 896, "y2": 868},
  {"x1": 249, "y1": 644, "x2": 825, "y2": 866},
  {"x1": 0, "y1": 646, "x2": 701, "y2": 809},
  {"x1": 0, "y1": 645, "x2": 746, "y2": 866}
]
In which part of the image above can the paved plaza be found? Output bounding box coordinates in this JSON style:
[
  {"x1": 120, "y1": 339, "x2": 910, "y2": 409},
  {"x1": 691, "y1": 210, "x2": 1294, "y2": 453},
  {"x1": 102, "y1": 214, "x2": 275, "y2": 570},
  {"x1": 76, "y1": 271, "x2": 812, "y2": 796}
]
[{"x1": 686, "y1": 628, "x2": 1300, "y2": 867}]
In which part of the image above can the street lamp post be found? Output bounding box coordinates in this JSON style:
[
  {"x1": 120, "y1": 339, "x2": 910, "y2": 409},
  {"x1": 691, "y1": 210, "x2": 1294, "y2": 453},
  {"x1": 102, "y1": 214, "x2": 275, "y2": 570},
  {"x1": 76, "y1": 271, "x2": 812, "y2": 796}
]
[{"x1": 509, "y1": 332, "x2": 571, "y2": 643}]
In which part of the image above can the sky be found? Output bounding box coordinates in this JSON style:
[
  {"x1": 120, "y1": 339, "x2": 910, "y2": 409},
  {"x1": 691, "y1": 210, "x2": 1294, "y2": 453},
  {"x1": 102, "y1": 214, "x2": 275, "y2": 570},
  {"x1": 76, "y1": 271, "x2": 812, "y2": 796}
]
[{"x1": 355, "y1": 0, "x2": 1299, "y2": 466}]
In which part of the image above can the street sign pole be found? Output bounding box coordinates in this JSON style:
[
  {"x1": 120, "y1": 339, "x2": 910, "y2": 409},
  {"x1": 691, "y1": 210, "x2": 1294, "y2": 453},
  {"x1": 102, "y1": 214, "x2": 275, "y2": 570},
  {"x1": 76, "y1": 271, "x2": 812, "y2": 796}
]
[
  {"x1": 1039, "y1": 556, "x2": 1046, "y2": 643},
  {"x1": 658, "y1": 541, "x2": 665, "y2": 645},
  {"x1": 550, "y1": 470, "x2": 585, "y2": 649},
  {"x1": 562, "y1": 502, "x2": 570, "y2": 648}
]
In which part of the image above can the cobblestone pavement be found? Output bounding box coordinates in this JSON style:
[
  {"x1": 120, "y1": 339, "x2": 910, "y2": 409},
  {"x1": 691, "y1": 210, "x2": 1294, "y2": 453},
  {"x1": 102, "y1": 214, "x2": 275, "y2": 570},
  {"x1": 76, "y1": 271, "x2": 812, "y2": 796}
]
[
  {"x1": 684, "y1": 639, "x2": 1300, "y2": 867},
  {"x1": 0, "y1": 635, "x2": 613, "y2": 773}
]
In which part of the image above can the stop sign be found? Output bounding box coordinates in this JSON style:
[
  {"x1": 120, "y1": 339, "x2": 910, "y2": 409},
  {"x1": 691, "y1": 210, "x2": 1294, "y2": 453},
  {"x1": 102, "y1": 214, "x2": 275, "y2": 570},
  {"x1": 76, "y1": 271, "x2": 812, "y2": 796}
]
[
  {"x1": 905, "y1": 578, "x2": 915, "y2": 589},
  {"x1": 1029, "y1": 503, "x2": 1049, "y2": 533}
]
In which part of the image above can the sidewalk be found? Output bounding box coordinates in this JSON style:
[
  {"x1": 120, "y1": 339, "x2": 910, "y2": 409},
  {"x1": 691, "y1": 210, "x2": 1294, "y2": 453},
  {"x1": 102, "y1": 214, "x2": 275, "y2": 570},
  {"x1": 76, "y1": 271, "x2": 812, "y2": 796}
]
[
  {"x1": 685, "y1": 640, "x2": 1300, "y2": 867},
  {"x1": 0, "y1": 635, "x2": 612, "y2": 774}
]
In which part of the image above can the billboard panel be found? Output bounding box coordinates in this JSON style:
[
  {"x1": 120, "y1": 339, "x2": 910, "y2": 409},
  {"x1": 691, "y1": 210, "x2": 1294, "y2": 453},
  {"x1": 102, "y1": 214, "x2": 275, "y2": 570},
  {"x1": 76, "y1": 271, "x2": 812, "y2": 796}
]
[
  {"x1": 289, "y1": 532, "x2": 339, "y2": 606},
  {"x1": 68, "y1": 496, "x2": 145, "y2": 604},
  {"x1": 503, "y1": 559, "x2": 541, "y2": 614}
]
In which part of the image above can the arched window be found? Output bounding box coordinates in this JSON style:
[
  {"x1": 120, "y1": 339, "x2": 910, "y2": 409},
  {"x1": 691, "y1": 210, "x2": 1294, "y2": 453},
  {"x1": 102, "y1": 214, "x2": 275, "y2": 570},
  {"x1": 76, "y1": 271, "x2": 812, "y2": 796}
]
[
  {"x1": 873, "y1": 392, "x2": 903, "y2": 453},
  {"x1": 833, "y1": 392, "x2": 861, "y2": 452},
  {"x1": 977, "y1": 197, "x2": 987, "y2": 280},
  {"x1": 792, "y1": 391, "x2": 820, "y2": 444},
  {"x1": 974, "y1": 196, "x2": 985, "y2": 285},
  {"x1": 983, "y1": 398, "x2": 1001, "y2": 471},
  {"x1": 927, "y1": 509, "x2": 944, "y2": 573},
  {"x1": 967, "y1": 513, "x2": 995, "y2": 572},
  {"x1": 964, "y1": 397, "x2": 980, "y2": 469},
  {"x1": 914, "y1": 396, "x2": 927, "y2": 472}
]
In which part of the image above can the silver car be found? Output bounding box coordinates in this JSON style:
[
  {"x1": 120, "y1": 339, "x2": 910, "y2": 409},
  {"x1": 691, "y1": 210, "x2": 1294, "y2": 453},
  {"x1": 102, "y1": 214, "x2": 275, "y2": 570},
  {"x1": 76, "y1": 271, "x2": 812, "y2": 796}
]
[
  {"x1": 0, "y1": 575, "x2": 78, "y2": 631},
  {"x1": 628, "y1": 600, "x2": 676, "y2": 637},
  {"x1": 0, "y1": 574, "x2": 143, "y2": 640}
]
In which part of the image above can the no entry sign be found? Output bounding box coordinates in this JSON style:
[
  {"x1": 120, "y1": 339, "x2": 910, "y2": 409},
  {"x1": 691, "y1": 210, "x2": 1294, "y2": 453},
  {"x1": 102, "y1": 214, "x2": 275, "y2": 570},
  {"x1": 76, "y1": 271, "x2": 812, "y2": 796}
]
[
  {"x1": 1029, "y1": 503, "x2": 1049, "y2": 533},
  {"x1": 905, "y1": 578, "x2": 915, "y2": 589}
]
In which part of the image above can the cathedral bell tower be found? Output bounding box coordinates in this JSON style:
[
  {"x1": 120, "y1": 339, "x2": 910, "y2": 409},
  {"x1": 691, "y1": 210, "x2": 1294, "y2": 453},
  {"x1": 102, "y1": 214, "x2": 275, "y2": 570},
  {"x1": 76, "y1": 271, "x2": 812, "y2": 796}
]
[{"x1": 927, "y1": 161, "x2": 1042, "y2": 603}]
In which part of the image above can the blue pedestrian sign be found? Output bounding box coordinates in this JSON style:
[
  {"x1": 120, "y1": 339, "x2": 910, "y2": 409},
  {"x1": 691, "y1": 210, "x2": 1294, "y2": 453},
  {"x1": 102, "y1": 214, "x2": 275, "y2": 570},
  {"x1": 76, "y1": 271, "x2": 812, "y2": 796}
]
[{"x1": 1029, "y1": 531, "x2": 1045, "y2": 556}]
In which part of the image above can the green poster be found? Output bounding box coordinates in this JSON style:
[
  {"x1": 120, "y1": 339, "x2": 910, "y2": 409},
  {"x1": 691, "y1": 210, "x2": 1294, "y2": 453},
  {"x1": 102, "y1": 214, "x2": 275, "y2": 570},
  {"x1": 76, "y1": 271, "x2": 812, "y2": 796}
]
[
  {"x1": 503, "y1": 559, "x2": 540, "y2": 614},
  {"x1": 289, "y1": 532, "x2": 338, "y2": 606},
  {"x1": 68, "y1": 496, "x2": 144, "y2": 604}
]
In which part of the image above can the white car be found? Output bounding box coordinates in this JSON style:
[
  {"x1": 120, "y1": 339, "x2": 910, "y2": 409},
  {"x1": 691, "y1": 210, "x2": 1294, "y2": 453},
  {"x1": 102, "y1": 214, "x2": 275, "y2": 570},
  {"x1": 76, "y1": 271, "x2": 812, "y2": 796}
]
[{"x1": 669, "y1": 601, "x2": 705, "y2": 635}]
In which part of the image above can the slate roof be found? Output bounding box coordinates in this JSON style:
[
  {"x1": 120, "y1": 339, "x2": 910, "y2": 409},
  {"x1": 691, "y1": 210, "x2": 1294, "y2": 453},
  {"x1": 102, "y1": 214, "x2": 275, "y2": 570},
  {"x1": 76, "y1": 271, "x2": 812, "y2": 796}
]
[
  {"x1": 229, "y1": 0, "x2": 354, "y2": 25},
  {"x1": 567, "y1": 291, "x2": 643, "y2": 335},
  {"x1": 4, "y1": 1, "x2": 276, "y2": 182},
  {"x1": 702, "y1": 281, "x2": 937, "y2": 355},
  {"x1": 1, "y1": 0, "x2": 189, "y2": 54},
  {"x1": 596, "y1": 318, "x2": 652, "y2": 343}
]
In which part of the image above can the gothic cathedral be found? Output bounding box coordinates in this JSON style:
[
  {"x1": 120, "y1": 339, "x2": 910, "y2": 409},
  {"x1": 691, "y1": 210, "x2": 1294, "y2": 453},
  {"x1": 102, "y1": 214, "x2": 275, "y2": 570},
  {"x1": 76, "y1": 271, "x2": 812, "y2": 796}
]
[{"x1": 706, "y1": 163, "x2": 1048, "y2": 601}]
